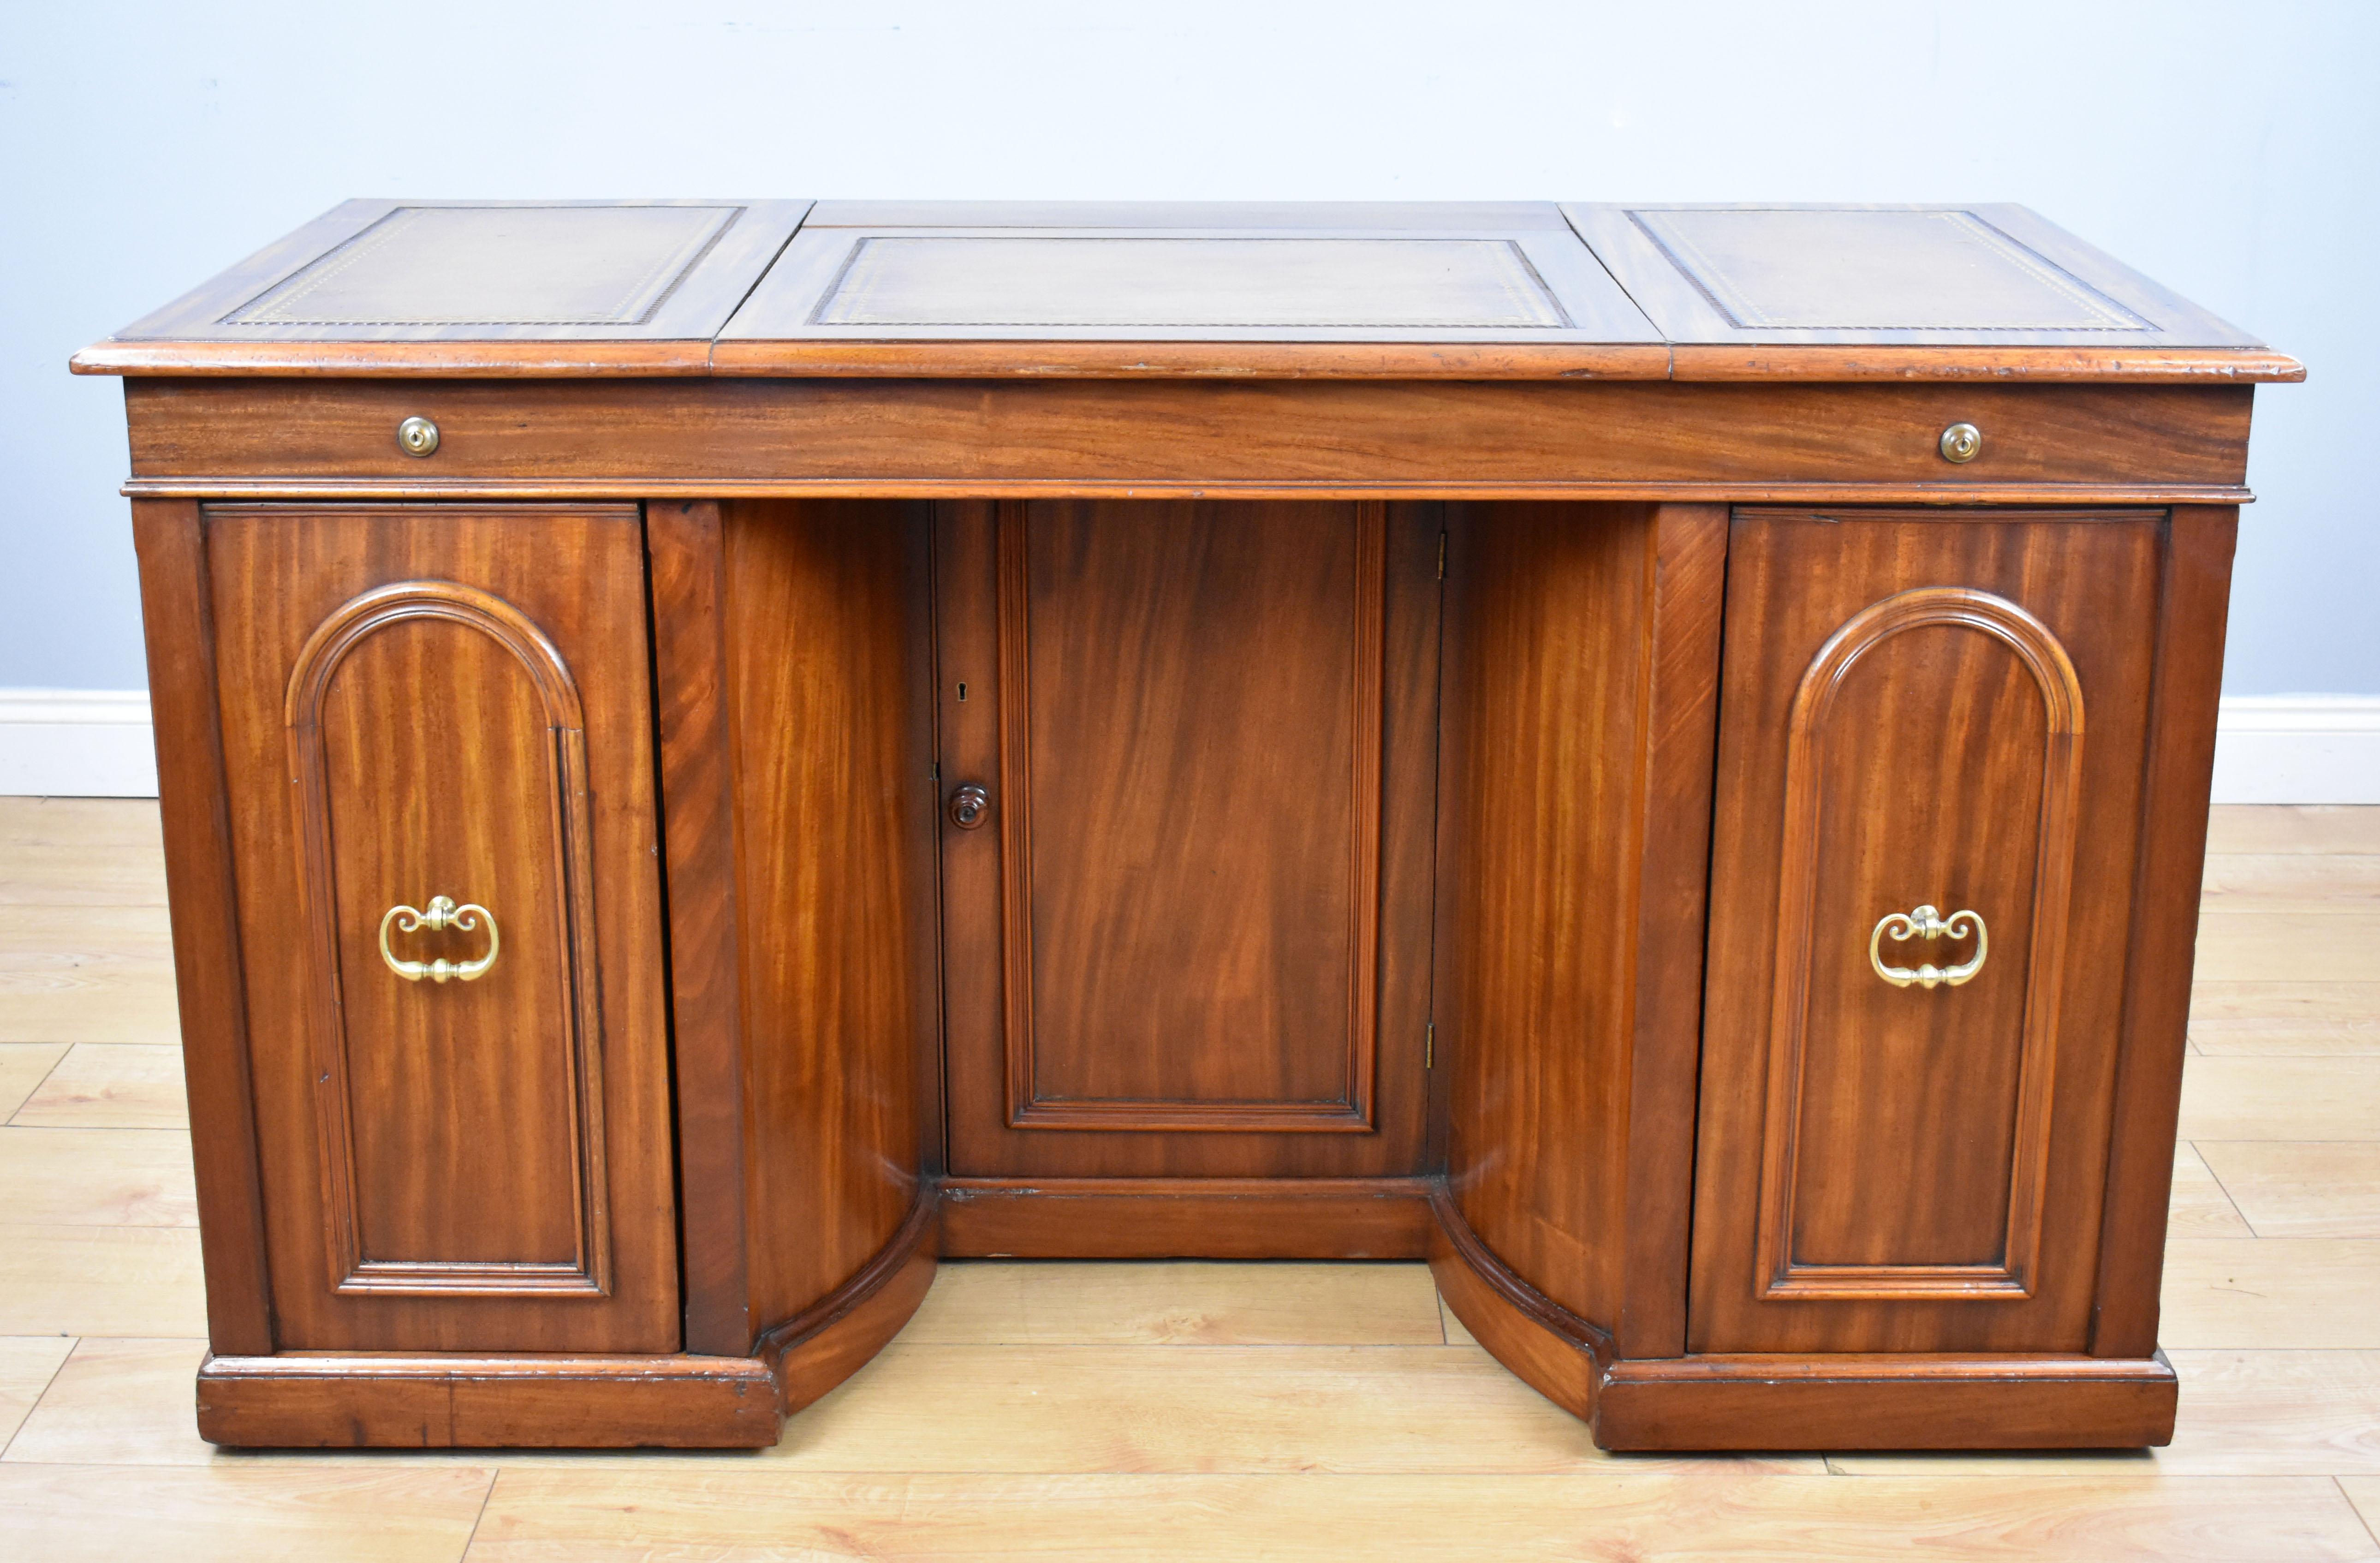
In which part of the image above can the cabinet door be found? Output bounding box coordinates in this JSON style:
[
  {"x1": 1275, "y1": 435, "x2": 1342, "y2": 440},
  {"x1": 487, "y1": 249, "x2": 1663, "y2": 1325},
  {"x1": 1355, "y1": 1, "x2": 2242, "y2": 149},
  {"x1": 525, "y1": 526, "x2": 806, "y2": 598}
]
[
  {"x1": 204, "y1": 504, "x2": 676, "y2": 1352},
  {"x1": 1690, "y1": 509, "x2": 2163, "y2": 1355},
  {"x1": 937, "y1": 499, "x2": 1440, "y2": 1178}
]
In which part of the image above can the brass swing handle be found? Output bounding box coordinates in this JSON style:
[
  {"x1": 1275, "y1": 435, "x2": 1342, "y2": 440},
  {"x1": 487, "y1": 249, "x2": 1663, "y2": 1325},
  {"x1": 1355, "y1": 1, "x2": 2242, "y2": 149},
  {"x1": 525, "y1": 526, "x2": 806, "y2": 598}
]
[
  {"x1": 378, "y1": 895, "x2": 500, "y2": 984},
  {"x1": 1869, "y1": 904, "x2": 1987, "y2": 990}
]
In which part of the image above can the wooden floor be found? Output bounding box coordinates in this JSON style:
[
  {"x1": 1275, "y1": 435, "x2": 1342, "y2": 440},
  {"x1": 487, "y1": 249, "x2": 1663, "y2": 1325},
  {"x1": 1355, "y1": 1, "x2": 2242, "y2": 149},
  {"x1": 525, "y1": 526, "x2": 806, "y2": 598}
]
[{"x1": 1, "y1": 798, "x2": 2376, "y2": 1559}]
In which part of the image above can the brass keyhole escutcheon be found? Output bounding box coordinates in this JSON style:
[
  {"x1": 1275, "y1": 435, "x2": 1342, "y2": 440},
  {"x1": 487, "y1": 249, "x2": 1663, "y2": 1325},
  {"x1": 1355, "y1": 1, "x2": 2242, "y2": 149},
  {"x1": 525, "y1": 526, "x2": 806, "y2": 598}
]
[
  {"x1": 397, "y1": 416, "x2": 441, "y2": 457},
  {"x1": 948, "y1": 783, "x2": 991, "y2": 829},
  {"x1": 1939, "y1": 422, "x2": 1983, "y2": 464}
]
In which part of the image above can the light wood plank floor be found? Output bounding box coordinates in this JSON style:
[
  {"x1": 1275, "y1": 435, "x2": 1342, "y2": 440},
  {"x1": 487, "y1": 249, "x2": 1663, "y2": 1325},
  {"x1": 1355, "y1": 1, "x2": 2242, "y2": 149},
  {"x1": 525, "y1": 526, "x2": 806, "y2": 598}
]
[{"x1": 0, "y1": 797, "x2": 2375, "y2": 1560}]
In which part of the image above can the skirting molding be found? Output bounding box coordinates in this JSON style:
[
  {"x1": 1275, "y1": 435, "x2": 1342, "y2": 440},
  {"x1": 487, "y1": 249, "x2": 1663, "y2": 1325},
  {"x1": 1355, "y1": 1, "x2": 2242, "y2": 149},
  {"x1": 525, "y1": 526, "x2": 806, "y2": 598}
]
[
  {"x1": 2209, "y1": 696, "x2": 2380, "y2": 805},
  {"x1": 0, "y1": 690, "x2": 155, "y2": 797},
  {"x1": 6, "y1": 689, "x2": 2378, "y2": 805}
]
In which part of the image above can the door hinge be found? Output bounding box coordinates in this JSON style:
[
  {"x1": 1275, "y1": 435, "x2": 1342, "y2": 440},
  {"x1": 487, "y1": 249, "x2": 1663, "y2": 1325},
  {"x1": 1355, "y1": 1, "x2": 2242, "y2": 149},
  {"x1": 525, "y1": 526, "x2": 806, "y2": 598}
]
[
  {"x1": 1436, "y1": 532, "x2": 1447, "y2": 580},
  {"x1": 1425, "y1": 1020, "x2": 1435, "y2": 1068}
]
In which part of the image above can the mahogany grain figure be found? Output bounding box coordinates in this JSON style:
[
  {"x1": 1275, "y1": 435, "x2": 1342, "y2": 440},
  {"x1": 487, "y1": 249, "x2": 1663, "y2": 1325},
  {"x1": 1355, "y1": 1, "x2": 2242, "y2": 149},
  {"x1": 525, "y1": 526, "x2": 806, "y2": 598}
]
[
  {"x1": 78, "y1": 198, "x2": 2295, "y2": 1451},
  {"x1": 652, "y1": 498, "x2": 941, "y2": 1389},
  {"x1": 2091, "y1": 506, "x2": 2241, "y2": 1359},
  {"x1": 200, "y1": 505, "x2": 677, "y2": 1354},
  {"x1": 717, "y1": 500, "x2": 939, "y2": 1364},
  {"x1": 1694, "y1": 512, "x2": 2162, "y2": 1354},
  {"x1": 644, "y1": 500, "x2": 755, "y2": 1355},
  {"x1": 130, "y1": 501, "x2": 274, "y2": 1355},
  {"x1": 936, "y1": 500, "x2": 1440, "y2": 1187},
  {"x1": 115, "y1": 377, "x2": 2258, "y2": 499},
  {"x1": 1429, "y1": 503, "x2": 1725, "y2": 1376}
]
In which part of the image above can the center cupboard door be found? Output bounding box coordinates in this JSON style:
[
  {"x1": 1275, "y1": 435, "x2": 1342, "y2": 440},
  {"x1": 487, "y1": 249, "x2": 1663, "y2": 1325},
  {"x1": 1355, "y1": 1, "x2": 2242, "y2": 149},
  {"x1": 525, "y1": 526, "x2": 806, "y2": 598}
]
[
  {"x1": 1690, "y1": 507, "x2": 2167, "y2": 1355},
  {"x1": 936, "y1": 500, "x2": 1440, "y2": 1179},
  {"x1": 203, "y1": 503, "x2": 677, "y2": 1354}
]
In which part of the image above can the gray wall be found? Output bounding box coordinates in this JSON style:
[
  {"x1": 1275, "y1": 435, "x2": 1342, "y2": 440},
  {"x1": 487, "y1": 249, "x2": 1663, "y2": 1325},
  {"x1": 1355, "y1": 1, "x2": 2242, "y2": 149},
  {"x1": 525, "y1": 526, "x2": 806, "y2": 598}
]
[{"x1": 4, "y1": 0, "x2": 2371, "y2": 694}]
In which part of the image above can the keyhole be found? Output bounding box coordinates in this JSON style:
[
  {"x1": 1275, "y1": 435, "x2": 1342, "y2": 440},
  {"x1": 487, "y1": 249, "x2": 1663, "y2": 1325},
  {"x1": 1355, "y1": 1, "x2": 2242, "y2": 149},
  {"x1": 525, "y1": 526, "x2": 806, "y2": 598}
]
[{"x1": 957, "y1": 681, "x2": 968, "y2": 702}]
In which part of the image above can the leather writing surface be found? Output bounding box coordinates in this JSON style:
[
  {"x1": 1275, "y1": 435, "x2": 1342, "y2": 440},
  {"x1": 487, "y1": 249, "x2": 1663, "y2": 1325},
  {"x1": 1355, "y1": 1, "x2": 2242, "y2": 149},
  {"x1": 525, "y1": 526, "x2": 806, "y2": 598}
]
[
  {"x1": 812, "y1": 236, "x2": 1571, "y2": 329},
  {"x1": 79, "y1": 198, "x2": 2293, "y2": 376},
  {"x1": 226, "y1": 205, "x2": 738, "y2": 326},
  {"x1": 1631, "y1": 209, "x2": 2146, "y2": 331}
]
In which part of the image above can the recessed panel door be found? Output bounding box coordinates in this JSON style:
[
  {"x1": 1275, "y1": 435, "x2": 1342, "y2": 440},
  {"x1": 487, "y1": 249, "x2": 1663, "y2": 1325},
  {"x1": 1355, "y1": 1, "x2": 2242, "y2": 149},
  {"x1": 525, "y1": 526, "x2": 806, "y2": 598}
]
[
  {"x1": 938, "y1": 500, "x2": 1440, "y2": 1178},
  {"x1": 1691, "y1": 508, "x2": 2165, "y2": 1355},
  {"x1": 204, "y1": 504, "x2": 675, "y2": 1352}
]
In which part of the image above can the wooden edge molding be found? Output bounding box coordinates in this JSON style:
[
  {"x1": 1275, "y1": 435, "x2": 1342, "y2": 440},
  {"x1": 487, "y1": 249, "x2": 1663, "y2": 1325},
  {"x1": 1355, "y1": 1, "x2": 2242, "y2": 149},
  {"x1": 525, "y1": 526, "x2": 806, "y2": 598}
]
[
  {"x1": 1667, "y1": 345, "x2": 2304, "y2": 384},
  {"x1": 1426, "y1": 1184, "x2": 1612, "y2": 1420},
  {"x1": 1593, "y1": 1351, "x2": 2178, "y2": 1451},
  {"x1": 708, "y1": 340, "x2": 1677, "y2": 380},
  {"x1": 755, "y1": 1192, "x2": 940, "y2": 1415},
  {"x1": 941, "y1": 1176, "x2": 1434, "y2": 1259},
  {"x1": 71, "y1": 340, "x2": 1677, "y2": 381},
  {"x1": 194, "y1": 1352, "x2": 783, "y2": 1449},
  {"x1": 119, "y1": 478, "x2": 2260, "y2": 507},
  {"x1": 72, "y1": 340, "x2": 2303, "y2": 383},
  {"x1": 72, "y1": 340, "x2": 720, "y2": 377}
]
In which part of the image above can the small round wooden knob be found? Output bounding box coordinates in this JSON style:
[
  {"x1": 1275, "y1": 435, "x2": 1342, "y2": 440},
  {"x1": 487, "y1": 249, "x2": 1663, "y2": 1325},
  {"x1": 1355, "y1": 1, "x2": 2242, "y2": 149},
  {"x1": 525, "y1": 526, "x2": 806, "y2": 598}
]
[
  {"x1": 948, "y1": 783, "x2": 990, "y2": 829},
  {"x1": 1939, "y1": 422, "x2": 1982, "y2": 464},
  {"x1": 397, "y1": 416, "x2": 441, "y2": 457}
]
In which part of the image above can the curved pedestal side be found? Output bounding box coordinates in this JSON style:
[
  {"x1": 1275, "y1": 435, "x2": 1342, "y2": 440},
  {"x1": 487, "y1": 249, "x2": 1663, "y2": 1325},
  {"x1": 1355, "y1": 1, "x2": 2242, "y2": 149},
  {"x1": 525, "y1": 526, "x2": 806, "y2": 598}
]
[
  {"x1": 1427, "y1": 1187, "x2": 2178, "y2": 1450},
  {"x1": 1424, "y1": 1184, "x2": 1611, "y2": 1421},
  {"x1": 194, "y1": 1193, "x2": 939, "y2": 1449},
  {"x1": 758, "y1": 1192, "x2": 940, "y2": 1415}
]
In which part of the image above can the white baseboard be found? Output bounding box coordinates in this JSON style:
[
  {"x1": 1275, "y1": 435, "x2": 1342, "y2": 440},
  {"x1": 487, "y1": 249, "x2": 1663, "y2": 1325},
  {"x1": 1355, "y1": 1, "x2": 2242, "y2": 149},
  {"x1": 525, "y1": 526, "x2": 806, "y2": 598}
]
[
  {"x1": 2210, "y1": 695, "x2": 2380, "y2": 805},
  {"x1": 2, "y1": 688, "x2": 2376, "y2": 805},
  {"x1": 0, "y1": 690, "x2": 157, "y2": 797}
]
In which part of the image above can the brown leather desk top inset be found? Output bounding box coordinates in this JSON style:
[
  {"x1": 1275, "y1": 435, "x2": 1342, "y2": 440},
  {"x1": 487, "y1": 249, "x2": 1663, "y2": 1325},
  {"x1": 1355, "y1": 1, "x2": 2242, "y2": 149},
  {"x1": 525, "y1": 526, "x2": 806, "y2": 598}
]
[
  {"x1": 80, "y1": 198, "x2": 2298, "y2": 381},
  {"x1": 77, "y1": 200, "x2": 2296, "y2": 1451}
]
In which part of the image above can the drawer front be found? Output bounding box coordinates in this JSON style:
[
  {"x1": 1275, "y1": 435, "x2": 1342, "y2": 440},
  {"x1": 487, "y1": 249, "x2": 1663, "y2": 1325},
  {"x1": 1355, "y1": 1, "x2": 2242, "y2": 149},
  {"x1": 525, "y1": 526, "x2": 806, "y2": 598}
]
[
  {"x1": 122, "y1": 378, "x2": 2251, "y2": 494},
  {"x1": 202, "y1": 503, "x2": 676, "y2": 1352},
  {"x1": 1690, "y1": 508, "x2": 2163, "y2": 1355}
]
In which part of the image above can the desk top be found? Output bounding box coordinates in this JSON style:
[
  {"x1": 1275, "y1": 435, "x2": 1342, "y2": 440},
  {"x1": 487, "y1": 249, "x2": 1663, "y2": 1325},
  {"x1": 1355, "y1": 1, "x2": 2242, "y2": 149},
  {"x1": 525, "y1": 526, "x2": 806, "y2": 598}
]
[{"x1": 74, "y1": 200, "x2": 2301, "y2": 383}]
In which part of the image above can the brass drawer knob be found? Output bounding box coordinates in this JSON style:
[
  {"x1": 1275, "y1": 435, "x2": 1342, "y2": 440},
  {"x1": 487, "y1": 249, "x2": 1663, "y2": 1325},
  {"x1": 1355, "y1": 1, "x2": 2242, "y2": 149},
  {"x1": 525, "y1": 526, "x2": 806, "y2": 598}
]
[
  {"x1": 379, "y1": 895, "x2": 499, "y2": 984},
  {"x1": 1870, "y1": 904, "x2": 1987, "y2": 990},
  {"x1": 1939, "y1": 422, "x2": 1982, "y2": 464},
  {"x1": 396, "y1": 416, "x2": 441, "y2": 457}
]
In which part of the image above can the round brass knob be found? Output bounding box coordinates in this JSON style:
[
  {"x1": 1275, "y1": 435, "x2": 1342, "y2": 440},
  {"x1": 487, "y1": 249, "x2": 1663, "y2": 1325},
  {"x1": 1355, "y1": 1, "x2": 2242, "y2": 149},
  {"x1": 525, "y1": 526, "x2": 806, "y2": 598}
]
[
  {"x1": 396, "y1": 416, "x2": 441, "y2": 458},
  {"x1": 1939, "y1": 422, "x2": 1982, "y2": 464}
]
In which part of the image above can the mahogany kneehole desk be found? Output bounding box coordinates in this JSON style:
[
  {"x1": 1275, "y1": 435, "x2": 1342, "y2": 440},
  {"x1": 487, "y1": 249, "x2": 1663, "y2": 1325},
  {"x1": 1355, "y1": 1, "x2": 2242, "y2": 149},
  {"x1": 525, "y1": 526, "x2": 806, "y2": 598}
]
[{"x1": 74, "y1": 200, "x2": 2303, "y2": 1451}]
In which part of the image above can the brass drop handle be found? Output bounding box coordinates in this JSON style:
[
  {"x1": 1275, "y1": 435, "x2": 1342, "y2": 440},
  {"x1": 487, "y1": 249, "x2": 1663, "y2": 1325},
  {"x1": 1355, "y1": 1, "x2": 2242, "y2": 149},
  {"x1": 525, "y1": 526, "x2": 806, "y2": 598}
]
[
  {"x1": 948, "y1": 783, "x2": 991, "y2": 830},
  {"x1": 1869, "y1": 904, "x2": 1987, "y2": 990},
  {"x1": 379, "y1": 895, "x2": 500, "y2": 984}
]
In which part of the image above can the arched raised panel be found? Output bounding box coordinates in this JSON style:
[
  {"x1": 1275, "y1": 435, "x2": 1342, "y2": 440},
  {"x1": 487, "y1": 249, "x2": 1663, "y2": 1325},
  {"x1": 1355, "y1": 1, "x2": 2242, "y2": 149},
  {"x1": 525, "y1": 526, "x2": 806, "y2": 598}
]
[
  {"x1": 285, "y1": 579, "x2": 610, "y2": 1298},
  {"x1": 1756, "y1": 586, "x2": 2085, "y2": 1303}
]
